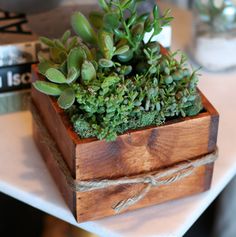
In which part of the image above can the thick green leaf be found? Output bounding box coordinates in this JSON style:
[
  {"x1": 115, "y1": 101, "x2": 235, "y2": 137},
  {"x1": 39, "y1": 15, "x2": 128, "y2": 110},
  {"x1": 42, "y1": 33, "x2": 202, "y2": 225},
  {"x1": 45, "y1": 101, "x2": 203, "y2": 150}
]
[
  {"x1": 38, "y1": 61, "x2": 55, "y2": 75},
  {"x1": 114, "y1": 45, "x2": 129, "y2": 55},
  {"x1": 54, "y1": 39, "x2": 66, "y2": 51},
  {"x1": 116, "y1": 38, "x2": 129, "y2": 48},
  {"x1": 40, "y1": 37, "x2": 54, "y2": 47},
  {"x1": 81, "y1": 60, "x2": 96, "y2": 84},
  {"x1": 59, "y1": 60, "x2": 67, "y2": 75},
  {"x1": 91, "y1": 60, "x2": 98, "y2": 70},
  {"x1": 71, "y1": 12, "x2": 97, "y2": 44},
  {"x1": 58, "y1": 88, "x2": 75, "y2": 109},
  {"x1": 49, "y1": 47, "x2": 66, "y2": 64},
  {"x1": 119, "y1": 65, "x2": 132, "y2": 75},
  {"x1": 98, "y1": 31, "x2": 114, "y2": 59},
  {"x1": 103, "y1": 13, "x2": 120, "y2": 30},
  {"x1": 99, "y1": 58, "x2": 114, "y2": 68},
  {"x1": 67, "y1": 47, "x2": 86, "y2": 71},
  {"x1": 105, "y1": 34, "x2": 114, "y2": 53},
  {"x1": 45, "y1": 68, "x2": 67, "y2": 84},
  {"x1": 33, "y1": 81, "x2": 62, "y2": 96},
  {"x1": 61, "y1": 30, "x2": 71, "y2": 44},
  {"x1": 117, "y1": 50, "x2": 133, "y2": 62},
  {"x1": 164, "y1": 76, "x2": 173, "y2": 84},
  {"x1": 67, "y1": 36, "x2": 79, "y2": 51},
  {"x1": 67, "y1": 67, "x2": 79, "y2": 84},
  {"x1": 81, "y1": 44, "x2": 93, "y2": 60}
]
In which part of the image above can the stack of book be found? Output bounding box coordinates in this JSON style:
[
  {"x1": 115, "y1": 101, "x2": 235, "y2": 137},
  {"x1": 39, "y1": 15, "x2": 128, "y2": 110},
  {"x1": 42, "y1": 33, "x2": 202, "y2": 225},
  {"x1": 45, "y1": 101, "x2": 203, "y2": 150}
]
[{"x1": 0, "y1": 9, "x2": 46, "y2": 114}]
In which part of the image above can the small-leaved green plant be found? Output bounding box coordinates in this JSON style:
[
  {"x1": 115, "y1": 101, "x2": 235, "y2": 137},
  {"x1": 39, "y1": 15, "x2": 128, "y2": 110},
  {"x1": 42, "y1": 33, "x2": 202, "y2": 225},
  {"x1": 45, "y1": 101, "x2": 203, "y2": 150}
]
[{"x1": 34, "y1": 0, "x2": 202, "y2": 141}]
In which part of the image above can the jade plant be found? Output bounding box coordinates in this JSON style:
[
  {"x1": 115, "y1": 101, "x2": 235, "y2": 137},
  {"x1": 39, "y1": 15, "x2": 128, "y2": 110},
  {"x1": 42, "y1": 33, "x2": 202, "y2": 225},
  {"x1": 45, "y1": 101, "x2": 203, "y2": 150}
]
[
  {"x1": 195, "y1": 0, "x2": 236, "y2": 32},
  {"x1": 33, "y1": 0, "x2": 202, "y2": 141}
]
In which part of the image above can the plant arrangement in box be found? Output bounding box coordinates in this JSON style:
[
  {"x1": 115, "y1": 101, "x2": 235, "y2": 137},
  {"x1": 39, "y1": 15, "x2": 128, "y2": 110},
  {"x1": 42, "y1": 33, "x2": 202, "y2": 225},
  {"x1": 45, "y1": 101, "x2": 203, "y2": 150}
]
[{"x1": 33, "y1": 0, "x2": 202, "y2": 142}]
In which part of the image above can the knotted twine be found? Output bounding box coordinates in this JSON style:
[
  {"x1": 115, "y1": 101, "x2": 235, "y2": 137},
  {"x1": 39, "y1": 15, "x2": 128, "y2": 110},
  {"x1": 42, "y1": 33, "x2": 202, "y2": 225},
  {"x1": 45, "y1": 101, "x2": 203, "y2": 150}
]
[{"x1": 31, "y1": 101, "x2": 218, "y2": 213}]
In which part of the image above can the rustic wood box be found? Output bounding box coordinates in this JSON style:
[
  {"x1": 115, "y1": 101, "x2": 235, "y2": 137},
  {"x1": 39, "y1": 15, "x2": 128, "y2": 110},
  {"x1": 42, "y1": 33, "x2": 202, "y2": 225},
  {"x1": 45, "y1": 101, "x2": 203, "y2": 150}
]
[{"x1": 31, "y1": 67, "x2": 219, "y2": 222}]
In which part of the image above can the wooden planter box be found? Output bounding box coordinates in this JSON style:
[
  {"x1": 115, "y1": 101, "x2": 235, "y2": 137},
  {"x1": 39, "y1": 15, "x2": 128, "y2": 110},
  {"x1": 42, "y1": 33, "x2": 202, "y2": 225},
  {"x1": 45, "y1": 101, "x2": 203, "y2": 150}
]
[{"x1": 31, "y1": 66, "x2": 219, "y2": 222}]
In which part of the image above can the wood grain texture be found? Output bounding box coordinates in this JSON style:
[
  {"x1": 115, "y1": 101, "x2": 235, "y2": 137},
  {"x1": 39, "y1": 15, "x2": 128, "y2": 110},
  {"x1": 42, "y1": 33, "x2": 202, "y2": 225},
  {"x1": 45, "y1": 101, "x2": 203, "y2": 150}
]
[
  {"x1": 200, "y1": 93, "x2": 219, "y2": 151},
  {"x1": 75, "y1": 114, "x2": 212, "y2": 180}
]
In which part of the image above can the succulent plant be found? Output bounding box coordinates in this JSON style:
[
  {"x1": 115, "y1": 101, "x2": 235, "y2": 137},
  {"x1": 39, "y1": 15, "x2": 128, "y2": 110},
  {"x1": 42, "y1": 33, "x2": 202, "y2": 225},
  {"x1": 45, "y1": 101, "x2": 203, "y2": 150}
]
[
  {"x1": 34, "y1": 0, "x2": 202, "y2": 141},
  {"x1": 195, "y1": 0, "x2": 236, "y2": 32}
]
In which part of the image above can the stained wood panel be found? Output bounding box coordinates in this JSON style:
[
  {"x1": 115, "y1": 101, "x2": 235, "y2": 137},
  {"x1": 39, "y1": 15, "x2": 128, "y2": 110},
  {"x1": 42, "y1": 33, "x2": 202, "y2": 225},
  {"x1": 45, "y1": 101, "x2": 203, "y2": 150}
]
[{"x1": 75, "y1": 114, "x2": 212, "y2": 180}]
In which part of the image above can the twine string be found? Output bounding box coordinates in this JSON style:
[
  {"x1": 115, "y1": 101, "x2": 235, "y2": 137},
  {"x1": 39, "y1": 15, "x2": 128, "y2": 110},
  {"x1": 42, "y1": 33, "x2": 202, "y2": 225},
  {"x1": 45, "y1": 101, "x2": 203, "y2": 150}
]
[{"x1": 31, "y1": 101, "x2": 218, "y2": 213}]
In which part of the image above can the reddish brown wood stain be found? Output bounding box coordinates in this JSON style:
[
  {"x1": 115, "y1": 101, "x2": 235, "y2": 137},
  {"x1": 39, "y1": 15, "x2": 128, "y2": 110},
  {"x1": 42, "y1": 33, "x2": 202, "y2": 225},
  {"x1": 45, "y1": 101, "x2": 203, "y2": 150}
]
[
  {"x1": 31, "y1": 65, "x2": 219, "y2": 222},
  {"x1": 75, "y1": 114, "x2": 211, "y2": 180}
]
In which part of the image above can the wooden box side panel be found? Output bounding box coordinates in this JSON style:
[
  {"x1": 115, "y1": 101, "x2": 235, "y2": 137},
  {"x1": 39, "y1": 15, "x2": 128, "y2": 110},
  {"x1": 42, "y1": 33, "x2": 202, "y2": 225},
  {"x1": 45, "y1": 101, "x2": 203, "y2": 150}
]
[
  {"x1": 76, "y1": 163, "x2": 214, "y2": 222},
  {"x1": 32, "y1": 121, "x2": 76, "y2": 216},
  {"x1": 32, "y1": 106, "x2": 215, "y2": 223},
  {"x1": 201, "y1": 92, "x2": 219, "y2": 151},
  {"x1": 75, "y1": 92, "x2": 219, "y2": 180},
  {"x1": 31, "y1": 84, "x2": 76, "y2": 176},
  {"x1": 76, "y1": 115, "x2": 213, "y2": 180}
]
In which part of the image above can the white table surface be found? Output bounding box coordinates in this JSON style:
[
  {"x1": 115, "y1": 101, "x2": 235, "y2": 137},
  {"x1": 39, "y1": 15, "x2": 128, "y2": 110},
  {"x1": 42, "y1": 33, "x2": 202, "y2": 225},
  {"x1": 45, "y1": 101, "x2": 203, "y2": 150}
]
[{"x1": 1, "y1": 4, "x2": 236, "y2": 237}]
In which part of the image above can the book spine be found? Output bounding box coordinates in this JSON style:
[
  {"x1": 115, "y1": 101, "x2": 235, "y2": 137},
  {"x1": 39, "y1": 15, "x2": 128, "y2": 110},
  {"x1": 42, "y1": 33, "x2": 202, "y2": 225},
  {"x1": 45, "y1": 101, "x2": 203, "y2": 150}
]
[
  {"x1": 0, "y1": 41, "x2": 48, "y2": 67},
  {"x1": 0, "y1": 64, "x2": 32, "y2": 93}
]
